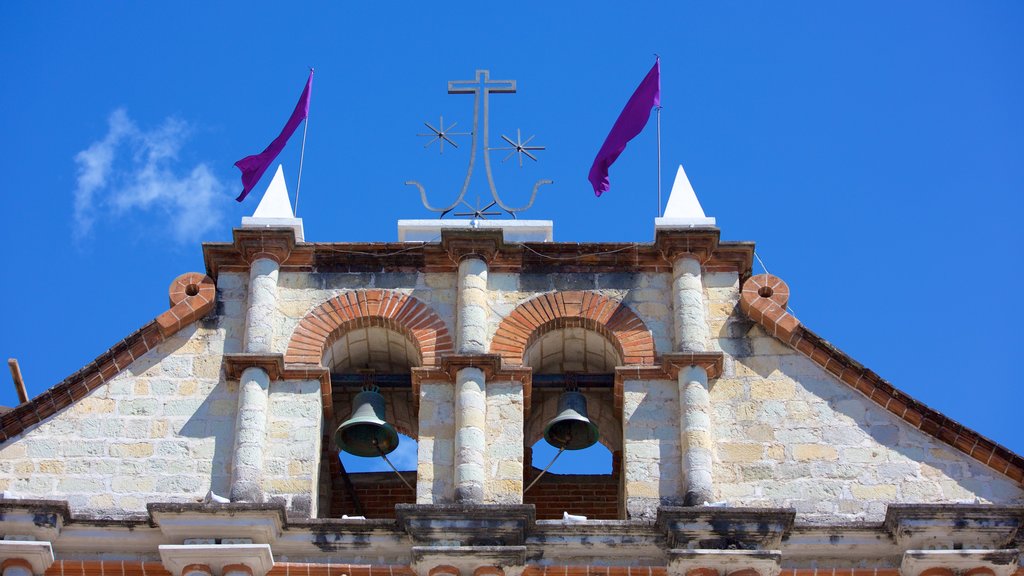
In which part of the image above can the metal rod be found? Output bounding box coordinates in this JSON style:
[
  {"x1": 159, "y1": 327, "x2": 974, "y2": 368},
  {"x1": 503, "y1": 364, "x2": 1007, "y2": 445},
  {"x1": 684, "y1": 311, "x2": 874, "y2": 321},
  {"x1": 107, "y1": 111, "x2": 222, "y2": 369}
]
[
  {"x1": 294, "y1": 68, "x2": 313, "y2": 215},
  {"x1": 377, "y1": 442, "x2": 416, "y2": 492},
  {"x1": 657, "y1": 105, "x2": 662, "y2": 218},
  {"x1": 336, "y1": 452, "x2": 365, "y2": 517},
  {"x1": 524, "y1": 445, "x2": 566, "y2": 493},
  {"x1": 7, "y1": 359, "x2": 28, "y2": 404}
]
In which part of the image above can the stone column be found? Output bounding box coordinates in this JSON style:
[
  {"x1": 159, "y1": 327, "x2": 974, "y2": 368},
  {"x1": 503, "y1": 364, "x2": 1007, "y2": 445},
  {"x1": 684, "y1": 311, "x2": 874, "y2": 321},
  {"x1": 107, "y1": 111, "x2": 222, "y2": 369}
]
[
  {"x1": 454, "y1": 366, "x2": 487, "y2": 502},
  {"x1": 672, "y1": 255, "x2": 714, "y2": 506},
  {"x1": 228, "y1": 230, "x2": 294, "y2": 503},
  {"x1": 244, "y1": 257, "x2": 280, "y2": 353},
  {"x1": 456, "y1": 256, "x2": 488, "y2": 354},
  {"x1": 679, "y1": 365, "x2": 713, "y2": 505},
  {"x1": 230, "y1": 366, "x2": 271, "y2": 501},
  {"x1": 443, "y1": 230, "x2": 502, "y2": 504},
  {"x1": 673, "y1": 256, "x2": 709, "y2": 352}
]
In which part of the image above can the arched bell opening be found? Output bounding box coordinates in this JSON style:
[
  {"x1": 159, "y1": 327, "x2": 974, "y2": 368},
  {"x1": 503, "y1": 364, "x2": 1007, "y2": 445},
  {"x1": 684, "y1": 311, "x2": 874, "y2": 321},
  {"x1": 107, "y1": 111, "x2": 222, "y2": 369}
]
[
  {"x1": 522, "y1": 326, "x2": 623, "y2": 520},
  {"x1": 318, "y1": 325, "x2": 419, "y2": 519}
]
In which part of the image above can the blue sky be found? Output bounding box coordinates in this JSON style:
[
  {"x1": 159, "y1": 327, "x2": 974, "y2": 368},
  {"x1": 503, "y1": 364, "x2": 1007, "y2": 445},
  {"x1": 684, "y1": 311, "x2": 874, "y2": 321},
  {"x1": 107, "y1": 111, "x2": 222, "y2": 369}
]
[{"x1": 1, "y1": 2, "x2": 1022, "y2": 473}]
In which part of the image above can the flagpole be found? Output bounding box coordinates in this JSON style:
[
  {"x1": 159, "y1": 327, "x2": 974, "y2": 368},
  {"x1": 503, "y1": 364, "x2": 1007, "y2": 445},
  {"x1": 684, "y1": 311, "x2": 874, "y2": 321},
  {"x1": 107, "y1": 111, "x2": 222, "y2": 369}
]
[
  {"x1": 657, "y1": 105, "x2": 662, "y2": 217},
  {"x1": 294, "y1": 67, "x2": 313, "y2": 215},
  {"x1": 654, "y1": 54, "x2": 662, "y2": 217}
]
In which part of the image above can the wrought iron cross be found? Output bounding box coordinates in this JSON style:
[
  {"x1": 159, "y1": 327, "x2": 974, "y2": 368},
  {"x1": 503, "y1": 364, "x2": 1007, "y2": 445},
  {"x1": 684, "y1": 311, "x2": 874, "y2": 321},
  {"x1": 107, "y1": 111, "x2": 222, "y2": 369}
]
[{"x1": 406, "y1": 70, "x2": 552, "y2": 219}]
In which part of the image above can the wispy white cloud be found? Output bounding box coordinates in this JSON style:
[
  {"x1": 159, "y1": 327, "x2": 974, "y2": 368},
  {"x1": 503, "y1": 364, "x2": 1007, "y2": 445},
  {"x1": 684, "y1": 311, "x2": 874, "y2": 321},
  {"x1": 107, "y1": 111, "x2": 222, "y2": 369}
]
[{"x1": 73, "y1": 109, "x2": 226, "y2": 243}]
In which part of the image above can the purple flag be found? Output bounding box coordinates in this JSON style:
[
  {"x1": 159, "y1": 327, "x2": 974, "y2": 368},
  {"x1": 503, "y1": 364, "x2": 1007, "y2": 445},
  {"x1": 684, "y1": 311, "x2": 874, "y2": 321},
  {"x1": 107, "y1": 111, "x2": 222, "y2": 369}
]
[
  {"x1": 588, "y1": 60, "x2": 661, "y2": 197},
  {"x1": 234, "y1": 70, "x2": 313, "y2": 202}
]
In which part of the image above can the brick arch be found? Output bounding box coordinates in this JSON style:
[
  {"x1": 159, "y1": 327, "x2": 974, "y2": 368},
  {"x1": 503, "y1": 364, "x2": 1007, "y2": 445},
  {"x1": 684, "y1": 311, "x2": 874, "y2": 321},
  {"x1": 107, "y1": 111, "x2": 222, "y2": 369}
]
[
  {"x1": 490, "y1": 291, "x2": 655, "y2": 366},
  {"x1": 285, "y1": 290, "x2": 453, "y2": 367}
]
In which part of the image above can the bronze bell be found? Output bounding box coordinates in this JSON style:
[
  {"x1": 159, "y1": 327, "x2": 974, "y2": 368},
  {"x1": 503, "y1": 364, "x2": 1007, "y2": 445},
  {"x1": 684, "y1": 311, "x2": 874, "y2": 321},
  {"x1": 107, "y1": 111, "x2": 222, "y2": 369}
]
[
  {"x1": 334, "y1": 388, "x2": 400, "y2": 457},
  {"x1": 543, "y1": 390, "x2": 599, "y2": 450}
]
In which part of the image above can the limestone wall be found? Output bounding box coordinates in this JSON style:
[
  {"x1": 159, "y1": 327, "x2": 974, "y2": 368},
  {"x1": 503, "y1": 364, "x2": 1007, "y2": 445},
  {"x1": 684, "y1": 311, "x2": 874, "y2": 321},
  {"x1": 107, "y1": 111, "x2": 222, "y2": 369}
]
[
  {"x1": 0, "y1": 323, "x2": 234, "y2": 514},
  {"x1": 416, "y1": 382, "x2": 455, "y2": 503},
  {"x1": 263, "y1": 378, "x2": 323, "y2": 516},
  {"x1": 705, "y1": 271, "x2": 1024, "y2": 522},
  {"x1": 484, "y1": 380, "x2": 524, "y2": 504},
  {"x1": 622, "y1": 379, "x2": 682, "y2": 519}
]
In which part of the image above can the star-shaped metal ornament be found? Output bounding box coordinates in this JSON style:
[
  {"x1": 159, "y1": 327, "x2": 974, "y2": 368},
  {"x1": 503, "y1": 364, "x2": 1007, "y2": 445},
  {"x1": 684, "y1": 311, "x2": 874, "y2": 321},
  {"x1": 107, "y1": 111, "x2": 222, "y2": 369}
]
[
  {"x1": 417, "y1": 115, "x2": 470, "y2": 154},
  {"x1": 453, "y1": 197, "x2": 501, "y2": 219},
  {"x1": 491, "y1": 128, "x2": 545, "y2": 167}
]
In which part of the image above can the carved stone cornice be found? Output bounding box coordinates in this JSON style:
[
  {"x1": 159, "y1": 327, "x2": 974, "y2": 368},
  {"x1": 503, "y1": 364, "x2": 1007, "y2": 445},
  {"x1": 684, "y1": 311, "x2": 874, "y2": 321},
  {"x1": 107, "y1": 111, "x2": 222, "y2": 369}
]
[
  {"x1": 661, "y1": 352, "x2": 725, "y2": 380},
  {"x1": 883, "y1": 504, "x2": 1024, "y2": 550},
  {"x1": 233, "y1": 227, "x2": 299, "y2": 265},
  {"x1": 653, "y1": 228, "x2": 722, "y2": 265},
  {"x1": 656, "y1": 506, "x2": 796, "y2": 550},
  {"x1": 223, "y1": 353, "x2": 285, "y2": 381},
  {"x1": 440, "y1": 229, "x2": 506, "y2": 264},
  {"x1": 411, "y1": 355, "x2": 533, "y2": 416}
]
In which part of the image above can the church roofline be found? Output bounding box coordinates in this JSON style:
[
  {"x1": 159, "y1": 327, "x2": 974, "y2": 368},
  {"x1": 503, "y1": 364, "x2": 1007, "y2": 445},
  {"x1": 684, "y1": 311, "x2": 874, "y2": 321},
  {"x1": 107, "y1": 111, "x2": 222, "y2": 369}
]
[
  {"x1": 0, "y1": 273, "x2": 216, "y2": 445},
  {"x1": 739, "y1": 273, "x2": 1024, "y2": 486},
  {"x1": 200, "y1": 227, "x2": 756, "y2": 278}
]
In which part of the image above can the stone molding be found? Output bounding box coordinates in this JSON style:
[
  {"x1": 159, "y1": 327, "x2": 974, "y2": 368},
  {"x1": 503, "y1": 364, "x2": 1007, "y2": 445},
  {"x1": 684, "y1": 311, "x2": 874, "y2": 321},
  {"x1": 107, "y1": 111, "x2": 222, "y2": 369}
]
[
  {"x1": 223, "y1": 354, "x2": 286, "y2": 382},
  {"x1": 158, "y1": 544, "x2": 273, "y2": 576},
  {"x1": 411, "y1": 356, "x2": 533, "y2": 415},
  {"x1": 490, "y1": 291, "x2": 656, "y2": 366},
  {"x1": 667, "y1": 550, "x2": 783, "y2": 576},
  {"x1": 440, "y1": 229, "x2": 507, "y2": 264},
  {"x1": 232, "y1": 228, "x2": 300, "y2": 266},
  {"x1": 883, "y1": 505, "x2": 1023, "y2": 550},
  {"x1": 412, "y1": 547, "x2": 525, "y2": 576},
  {"x1": 395, "y1": 504, "x2": 536, "y2": 546},
  {"x1": 0, "y1": 500, "x2": 67, "y2": 542},
  {"x1": 148, "y1": 503, "x2": 286, "y2": 545},
  {"x1": 656, "y1": 506, "x2": 796, "y2": 550},
  {"x1": 0, "y1": 541, "x2": 54, "y2": 575},
  {"x1": 654, "y1": 228, "x2": 723, "y2": 265},
  {"x1": 660, "y1": 352, "x2": 725, "y2": 380},
  {"x1": 739, "y1": 273, "x2": 1024, "y2": 486},
  {"x1": 900, "y1": 550, "x2": 1021, "y2": 576},
  {"x1": 202, "y1": 238, "x2": 754, "y2": 277}
]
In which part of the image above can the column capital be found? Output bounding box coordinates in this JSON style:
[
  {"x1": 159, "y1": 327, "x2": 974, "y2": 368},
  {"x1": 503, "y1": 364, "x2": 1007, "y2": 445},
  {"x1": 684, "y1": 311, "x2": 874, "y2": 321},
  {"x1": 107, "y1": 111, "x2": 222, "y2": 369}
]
[
  {"x1": 654, "y1": 228, "x2": 721, "y2": 264},
  {"x1": 441, "y1": 229, "x2": 506, "y2": 263},
  {"x1": 158, "y1": 544, "x2": 274, "y2": 576},
  {"x1": 0, "y1": 542, "x2": 54, "y2": 576},
  {"x1": 661, "y1": 352, "x2": 725, "y2": 380},
  {"x1": 412, "y1": 355, "x2": 533, "y2": 417},
  {"x1": 232, "y1": 227, "x2": 299, "y2": 265},
  {"x1": 223, "y1": 353, "x2": 285, "y2": 381}
]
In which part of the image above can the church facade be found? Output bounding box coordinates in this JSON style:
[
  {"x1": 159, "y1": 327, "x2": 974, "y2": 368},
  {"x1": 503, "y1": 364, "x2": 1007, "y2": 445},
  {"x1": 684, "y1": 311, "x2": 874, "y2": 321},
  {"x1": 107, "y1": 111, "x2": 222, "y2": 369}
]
[{"x1": 0, "y1": 176, "x2": 1020, "y2": 576}]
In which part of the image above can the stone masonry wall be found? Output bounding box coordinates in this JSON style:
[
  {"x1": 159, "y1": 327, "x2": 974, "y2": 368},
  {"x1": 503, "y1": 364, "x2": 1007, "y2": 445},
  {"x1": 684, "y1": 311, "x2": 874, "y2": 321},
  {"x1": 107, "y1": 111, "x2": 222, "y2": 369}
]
[
  {"x1": 0, "y1": 322, "x2": 234, "y2": 514},
  {"x1": 484, "y1": 381, "x2": 524, "y2": 504},
  {"x1": 263, "y1": 378, "x2": 323, "y2": 516},
  {"x1": 275, "y1": 272, "x2": 457, "y2": 358},
  {"x1": 416, "y1": 382, "x2": 454, "y2": 503},
  {"x1": 621, "y1": 379, "x2": 682, "y2": 519},
  {"x1": 705, "y1": 271, "x2": 1024, "y2": 522}
]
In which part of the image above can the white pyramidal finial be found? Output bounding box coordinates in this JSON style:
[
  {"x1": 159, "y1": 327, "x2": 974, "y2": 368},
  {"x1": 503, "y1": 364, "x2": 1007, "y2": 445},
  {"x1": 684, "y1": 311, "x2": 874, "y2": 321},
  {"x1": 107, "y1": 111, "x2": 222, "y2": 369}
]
[
  {"x1": 252, "y1": 165, "x2": 294, "y2": 219},
  {"x1": 241, "y1": 164, "x2": 305, "y2": 241},
  {"x1": 655, "y1": 164, "x2": 716, "y2": 229}
]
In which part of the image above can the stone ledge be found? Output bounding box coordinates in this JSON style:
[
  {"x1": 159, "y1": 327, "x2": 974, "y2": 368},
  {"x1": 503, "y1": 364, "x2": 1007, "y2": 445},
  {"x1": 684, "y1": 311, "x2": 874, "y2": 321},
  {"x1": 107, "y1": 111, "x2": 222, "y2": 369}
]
[
  {"x1": 148, "y1": 503, "x2": 286, "y2": 544},
  {"x1": 0, "y1": 499, "x2": 69, "y2": 541},
  {"x1": 158, "y1": 544, "x2": 274, "y2": 576},
  {"x1": 667, "y1": 549, "x2": 781, "y2": 576},
  {"x1": 0, "y1": 541, "x2": 55, "y2": 575},
  {"x1": 901, "y1": 549, "x2": 1020, "y2": 576},
  {"x1": 656, "y1": 507, "x2": 795, "y2": 550},
  {"x1": 411, "y1": 546, "x2": 527, "y2": 576},
  {"x1": 396, "y1": 504, "x2": 536, "y2": 546},
  {"x1": 883, "y1": 504, "x2": 1023, "y2": 550}
]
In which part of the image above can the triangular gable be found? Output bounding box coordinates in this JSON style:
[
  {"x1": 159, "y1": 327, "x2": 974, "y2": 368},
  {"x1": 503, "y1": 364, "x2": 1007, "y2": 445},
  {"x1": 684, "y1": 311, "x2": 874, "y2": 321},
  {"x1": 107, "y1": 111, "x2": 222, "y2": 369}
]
[
  {"x1": 738, "y1": 273, "x2": 1024, "y2": 485},
  {"x1": 0, "y1": 273, "x2": 215, "y2": 443}
]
